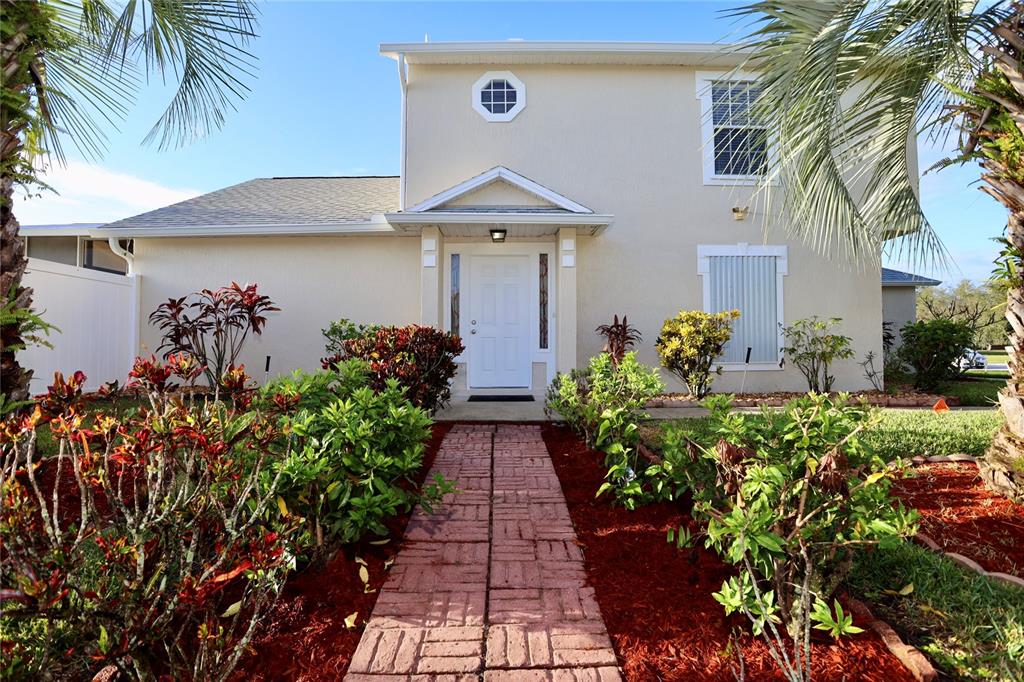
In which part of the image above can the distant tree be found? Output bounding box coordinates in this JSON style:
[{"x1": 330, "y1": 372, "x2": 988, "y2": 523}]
[{"x1": 917, "y1": 280, "x2": 1008, "y2": 349}]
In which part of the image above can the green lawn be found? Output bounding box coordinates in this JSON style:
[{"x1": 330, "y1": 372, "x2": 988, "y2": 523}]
[
  {"x1": 849, "y1": 543, "x2": 1024, "y2": 681},
  {"x1": 938, "y1": 376, "x2": 1004, "y2": 407},
  {"x1": 983, "y1": 350, "x2": 1009, "y2": 364},
  {"x1": 645, "y1": 407, "x2": 1001, "y2": 460}
]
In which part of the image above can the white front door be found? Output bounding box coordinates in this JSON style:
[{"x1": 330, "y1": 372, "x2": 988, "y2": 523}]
[{"x1": 467, "y1": 255, "x2": 532, "y2": 388}]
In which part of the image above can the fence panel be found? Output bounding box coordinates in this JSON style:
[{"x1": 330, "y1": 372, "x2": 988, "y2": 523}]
[{"x1": 21, "y1": 258, "x2": 139, "y2": 393}]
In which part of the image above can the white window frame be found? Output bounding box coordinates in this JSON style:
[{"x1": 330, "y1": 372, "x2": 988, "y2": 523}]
[
  {"x1": 696, "y1": 70, "x2": 766, "y2": 186},
  {"x1": 472, "y1": 71, "x2": 526, "y2": 122},
  {"x1": 697, "y1": 243, "x2": 787, "y2": 371}
]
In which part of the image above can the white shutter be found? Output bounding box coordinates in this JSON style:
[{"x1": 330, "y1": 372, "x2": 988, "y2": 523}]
[{"x1": 708, "y1": 255, "x2": 778, "y2": 363}]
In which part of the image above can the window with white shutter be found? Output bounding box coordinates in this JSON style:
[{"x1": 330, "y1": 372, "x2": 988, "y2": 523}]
[{"x1": 698, "y1": 245, "x2": 787, "y2": 369}]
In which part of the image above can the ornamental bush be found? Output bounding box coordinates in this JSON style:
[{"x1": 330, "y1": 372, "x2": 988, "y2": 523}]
[
  {"x1": 322, "y1": 317, "x2": 382, "y2": 357},
  {"x1": 0, "y1": 362, "x2": 297, "y2": 681},
  {"x1": 261, "y1": 360, "x2": 450, "y2": 553},
  {"x1": 546, "y1": 351, "x2": 664, "y2": 447},
  {"x1": 781, "y1": 316, "x2": 855, "y2": 393},
  {"x1": 898, "y1": 319, "x2": 973, "y2": 391},
  {"x1": 659, "y1": 394, "x2": 917, "y2": 675},
  {"x1": 325, "y1": 325, "x2": 463, "y2": 414},
  {"x1": 149, "y1": 282, "x2": 278, "y2": 390},
  {"x1": 656, "y1": 310, "x2": 739, "y2": 398}
]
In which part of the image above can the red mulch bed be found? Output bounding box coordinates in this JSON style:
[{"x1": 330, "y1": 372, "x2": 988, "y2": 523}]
[
  {"x1": 541, "y1": 423, "x2": 916, "y2": 682},
  {"x1": 233, "y1": 422, "x2": 453, "y2": 681},
  {"x1": 894, "y1": 461, "x2": 1024, "y2": 577}
]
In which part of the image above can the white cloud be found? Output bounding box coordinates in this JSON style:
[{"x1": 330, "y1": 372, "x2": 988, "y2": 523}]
[{"x1": 14, "y1": 160, "x2": 201, "y2": 225}]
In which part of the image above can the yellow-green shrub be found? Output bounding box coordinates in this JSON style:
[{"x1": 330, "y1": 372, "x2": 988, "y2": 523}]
[{"x1": 656, "y1": 310, "x2": 739, "y2": 398}]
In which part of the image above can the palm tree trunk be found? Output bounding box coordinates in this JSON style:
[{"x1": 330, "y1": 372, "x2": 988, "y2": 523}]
[
  {"x1": 0, "y1": 11, "x2": 36, "y2": 404},
  {"x1": 977, "y1": 7, "x2": 1024, "y2": 502},
  {"x1": 981, "y1": 212, "x2": 1024, "y2": 502}
]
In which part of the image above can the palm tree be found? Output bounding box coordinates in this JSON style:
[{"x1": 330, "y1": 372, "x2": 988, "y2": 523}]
[
  {"x1": 734, "y1": 0, "x2": 1024, "y2": 501},
  {"x1": 1, "y1": 0, "x2": 258, "y2": 407}
]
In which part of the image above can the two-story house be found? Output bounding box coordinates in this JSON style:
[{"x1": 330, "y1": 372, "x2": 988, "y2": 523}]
[{"x1": 39, "y1": 41, "x2": 885, "y2": 395}]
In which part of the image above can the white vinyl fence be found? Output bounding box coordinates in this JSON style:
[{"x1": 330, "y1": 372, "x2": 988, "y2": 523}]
[{"x1": 21, "y1": 258, "x2": 139, "y2": 393}]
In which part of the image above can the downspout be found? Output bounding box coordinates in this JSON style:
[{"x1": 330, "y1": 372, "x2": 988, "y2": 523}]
[
  {"x1": 397, "y1": 52, "x2": 408, "y2": 210},
  {"x1": 108, "y1": 237, "x2": 134, "y2": 275}
]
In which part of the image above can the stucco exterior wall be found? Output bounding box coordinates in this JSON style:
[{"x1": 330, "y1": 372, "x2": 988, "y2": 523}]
[
  {"x1": 882, "y1": 286, "x2": 918, "y2": 349},
  {"x1": 404, "y1": 62, "x2": 882, "y2": 391},
  {"x1": 133, "y1": 236, "x2": 420, "y2": 380}
]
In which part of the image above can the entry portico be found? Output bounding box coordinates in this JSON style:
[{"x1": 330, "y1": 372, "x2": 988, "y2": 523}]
[{"x1": 384, "y1": 166, "x2": 613, "y2": 395}]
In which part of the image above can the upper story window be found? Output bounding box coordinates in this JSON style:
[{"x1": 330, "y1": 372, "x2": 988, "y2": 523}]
[
  {"x1": 473, "y1": 71, "x2": 526, "y2": 122},
  {"x1": 697, "y1": 72, "x2": 767, "y2": 185}
]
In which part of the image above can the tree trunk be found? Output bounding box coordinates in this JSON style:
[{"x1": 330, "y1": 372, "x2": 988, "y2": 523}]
[
  {"x1": 980, "y1": 213, "x2": 1024, "y2": 502},
  {"x1": 0, "y1": 8, "x2": 36, "y2": 405},
  {"x1": 977, "y1": 7, "x2": 1024, "y2": 502}
]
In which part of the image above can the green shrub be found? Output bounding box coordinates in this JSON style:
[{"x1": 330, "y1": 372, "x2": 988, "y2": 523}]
[
  {"x1": 863, "y1": 408, "x2": 1000, "y2": 459},
  {"x1": 545, "y1": 351, "x2": 664, "y2": 446},
  {"x1": 327, "y1": 325, "x2": 464, "y2": 414},
  {"x1": 656, "y1": 309, "x2": 739, "y2": 398},
  {"x1": 262, "y1": 360, "x2": 450, "y2": 553},
  {"x1": 781, "y1": 316, "x2": 855, "y2": 392},
  {"x1": 899, "y1": 319, "x2": 972, "y2": 391},
  {"x1": 659, "y1": 394, "x2": 917, "y2": 678},
  {"x1": 848, "y1": 542, "x2": 1024, "y2": 681},
  {"x1": 322, "y1": 317, "x2": 382, "y2": 356}
]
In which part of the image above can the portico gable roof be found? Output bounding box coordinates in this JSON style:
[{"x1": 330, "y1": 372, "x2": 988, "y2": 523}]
[{"x1": 386, "y1": 167, "x2": 613, "y2": 237}]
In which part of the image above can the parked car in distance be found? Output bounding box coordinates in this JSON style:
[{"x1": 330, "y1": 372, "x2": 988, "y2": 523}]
[{"x1": 958, "y1": 349, "x2": 988, "y2": 371}]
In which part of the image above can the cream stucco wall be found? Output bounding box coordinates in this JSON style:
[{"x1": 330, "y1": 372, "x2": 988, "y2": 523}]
[
  {"x1": 882, "y1": 286, "x2": 918, "y2": 349},
  {"x1": 134, "y1": 236, "x2": 421, "y2": 380},
  {"x1": 404, "y1": 62, "x2": 882, "y2": 391}
]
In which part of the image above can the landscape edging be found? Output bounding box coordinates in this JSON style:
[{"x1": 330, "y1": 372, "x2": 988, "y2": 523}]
[
  {"x1": 909, "y1": 455, "x2": 1024, "y2": 589},
  {"x1": 846, "y1": 596, "x2": 938, "y2": 682}
]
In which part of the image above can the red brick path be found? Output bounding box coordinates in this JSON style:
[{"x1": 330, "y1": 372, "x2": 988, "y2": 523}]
[{"x1": 346, "y1": 424, "x2": 621, "y2": 681}]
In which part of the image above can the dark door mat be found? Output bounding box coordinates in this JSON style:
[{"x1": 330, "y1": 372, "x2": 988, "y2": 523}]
[{"x1": 466, "y1": 395, "x2": 536, "y2": 402}]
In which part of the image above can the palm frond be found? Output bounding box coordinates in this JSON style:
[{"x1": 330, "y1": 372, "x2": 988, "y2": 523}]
[{"x1": 733, "y1": 0, "x2": 1014, "y2": 270}]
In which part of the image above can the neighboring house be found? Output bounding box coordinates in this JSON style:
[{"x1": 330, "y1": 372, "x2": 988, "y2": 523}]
[
  {"x1": 25, "y1": 41, "x2": 897, "y2": 395},
  {"x1": 881, "y1": 267, "x2": 941, "y2": 349}
]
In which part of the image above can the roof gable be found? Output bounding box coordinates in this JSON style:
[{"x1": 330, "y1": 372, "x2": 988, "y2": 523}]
[{"x1": 407, "y1": 167, "x2": 593, "y2": 214}]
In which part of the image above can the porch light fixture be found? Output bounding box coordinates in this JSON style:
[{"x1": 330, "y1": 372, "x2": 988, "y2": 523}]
[
  {"x1": 732, "y1": 206, "x2": 750, "y2": 221},
  {"x1": 489, "y1": 228, "x2": 507, "y2": 243}
]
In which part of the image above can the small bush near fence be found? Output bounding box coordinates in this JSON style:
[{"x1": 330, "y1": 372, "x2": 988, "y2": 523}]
[
  {"x1": 323, "y1": 323, "x2": 463, "y2": 414},
  {"x1": 149, "y1": 282, "x2": 278, "y2": 391}
]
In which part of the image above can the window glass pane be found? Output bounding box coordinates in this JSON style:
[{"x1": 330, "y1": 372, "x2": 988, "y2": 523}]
[
  {"x1": 713, "y1": 127, "x2": 767, "y2": 176},
  {"x1": 708, "y1": 255, "x2": 778, "y2": 363},
  {"x1": 450, "y1": 254, "x2": 460, "y2": 337},
  {"x1": 482, "y1": 79, "x2": 516, "y2": 114},
  {"x1": 539, "y1": 253, "x2": 549, "y2": 349}
]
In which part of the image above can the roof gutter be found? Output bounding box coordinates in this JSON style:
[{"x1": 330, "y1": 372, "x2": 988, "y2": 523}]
[
  {"x1": 91, "y1": 218, "x2": 398, "y2": 239},
  {"x1": 397, "y1": 52, "x2": 408, "y2": 209},
  {"x1": 107, "y1": 237, "x2": 135, "y2": 275}
]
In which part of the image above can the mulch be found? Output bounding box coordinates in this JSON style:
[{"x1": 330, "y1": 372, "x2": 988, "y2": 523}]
[
  {"x1": 894, "y1": 461, "x2": 1024, "y2": 577},
  {"x1": 233, "y1": 421, "x2": 453, "y2": 681},
  {"x1": 540, "y1": 423, "x2": 917, "y2": 682}
]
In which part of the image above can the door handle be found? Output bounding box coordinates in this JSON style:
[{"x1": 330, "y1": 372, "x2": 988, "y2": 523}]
[{"x1": 470, "y1": 329, "x2": 478, "y2": 334}]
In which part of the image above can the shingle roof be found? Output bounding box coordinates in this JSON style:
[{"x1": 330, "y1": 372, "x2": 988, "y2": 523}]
[
  {"x1": 102, "y1": 176, "x2": 399, "y2": 230},
  {"x1": 881, "y1": 267, "x2": 941, "y2": 287}
]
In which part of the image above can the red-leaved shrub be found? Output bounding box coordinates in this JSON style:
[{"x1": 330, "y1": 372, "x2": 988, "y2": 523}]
[
  {"x1": 0, "y1": 361, "x2": 300, "y2": 680},
  {"x1": 324, "y1": 325, "x2": 463, "y2": 413}
]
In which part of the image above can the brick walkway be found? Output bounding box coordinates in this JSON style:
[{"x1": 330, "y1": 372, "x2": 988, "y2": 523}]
[{"x1": 346, "y1": 424, "x2": 621, "y2": 682}]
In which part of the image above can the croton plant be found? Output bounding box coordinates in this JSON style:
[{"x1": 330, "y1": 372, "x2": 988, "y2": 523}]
[{"x1": 0, "y1": 359, "x2": 300, "y2": 680}]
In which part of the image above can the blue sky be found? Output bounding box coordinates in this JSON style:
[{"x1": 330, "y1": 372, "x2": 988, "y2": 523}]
[{"x1": 17, "y1": 0, "x2": 1006, "y2": 284}]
